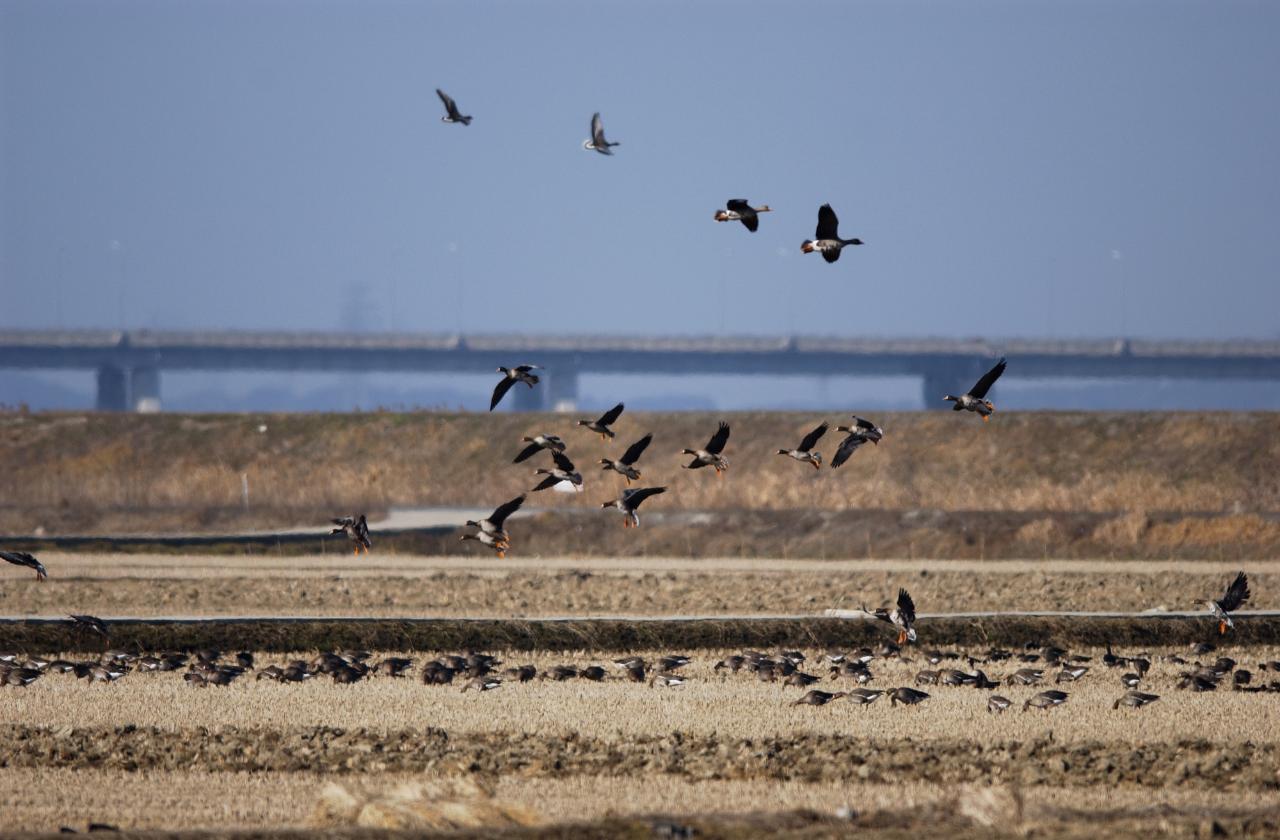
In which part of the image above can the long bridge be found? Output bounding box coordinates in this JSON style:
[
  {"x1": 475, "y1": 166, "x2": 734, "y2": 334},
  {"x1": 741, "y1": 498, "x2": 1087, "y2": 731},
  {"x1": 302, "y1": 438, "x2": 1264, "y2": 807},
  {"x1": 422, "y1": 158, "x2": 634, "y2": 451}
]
[{"x1": 2, "y1": 329, "x2": 1279, "y2": 412}]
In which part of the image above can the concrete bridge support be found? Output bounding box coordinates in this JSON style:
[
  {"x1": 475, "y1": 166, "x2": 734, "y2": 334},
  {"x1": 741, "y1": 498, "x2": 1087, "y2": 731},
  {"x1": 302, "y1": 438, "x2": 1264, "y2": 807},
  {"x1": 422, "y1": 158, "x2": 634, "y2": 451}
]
[
  {"x1": 95, "y1": 365, "x2": 128, "y2": 412},
  {"x1": 546, "y1": 365, "x2": 580, "y2": 413},
  {"x1": 131, "y1": 366, "x2": 162, "y2": 413}
]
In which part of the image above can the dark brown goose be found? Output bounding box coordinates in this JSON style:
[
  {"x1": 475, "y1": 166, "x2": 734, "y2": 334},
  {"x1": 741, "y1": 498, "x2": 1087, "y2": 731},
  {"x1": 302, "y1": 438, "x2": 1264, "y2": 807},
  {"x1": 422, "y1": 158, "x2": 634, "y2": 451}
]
[
  {"x1": 577, "y1": 402, "x2": 625, "y2": 440},
  {"x1": 1, "y1": 550, "x2": 47, "y2": 582},
  {"x1": 583, "y1": 112, "x2": 619, "y2": 155},
  {"x1": 801, "y1": 204, "x2": 863, "y2": 263},
  {"x1": 601, "y1": 486, "x2": 666, "y2": 528},
  {"x1": 490, "y1": 365, "x2": 541, "y2": 411},
  {"x1": 1200, "y1": 571, "x2": 1250, "y2": 634},
  {"x1": 330, "y1": 515, "x2": 371, "y2": 555},
  {"x1": 792, "y1": 689, "x2": 846, "y2": 706},
  {"x1": 830, "y1": 417, "x2": 884, "y2": 469},
  {"x1": 68, "y1": 614, "x2": 109, "y2": 638},
  {"x1": 1113, "y1": 691, "x2": 1159, "y2": 710},
  {"x1": 944, "y1": 358, "x2": 1007, "y2": 421},
  {"x1": 600, "y1": 433, "x2": 652, "y2": 484},
  {"x1": 465, "y1": 495, "x2": 525, "y2": 543},
  {"x1": 435, "y1": 88, "x2": 472, "y2": 125},
  {"x1": 513, "y1": 434, "x2": 566, "y2": 463},
  {"x1": 532, "y1": 451, "x2": 584, "y2": 492},
  {"x1": 861, "y1": 589, "x2": 917, "y2": 644},
  {"x1": 777, "y1": 421, "x2": 828, "y2": 469},
  {"x1": 681, "y1": 421, "x2": 730, "y2": 475},
  {"x1": 715, "y1": 198, "x2": 772, "y2": 232},
  {"x1": 1023, "y1": 689, "x2": 1069, "y2": 711}
]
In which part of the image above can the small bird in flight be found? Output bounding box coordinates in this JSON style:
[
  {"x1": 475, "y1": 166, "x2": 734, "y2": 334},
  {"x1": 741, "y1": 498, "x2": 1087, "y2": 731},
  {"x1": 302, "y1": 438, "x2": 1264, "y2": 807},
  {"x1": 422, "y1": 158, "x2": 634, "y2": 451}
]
[
  {"x1": 715, "y1": 199, "x2": 772, "y2": 232},
  {"x1": 577, "y1": 403, "x2": 625, "y2": 441},
  {"x1": 583, "y1": 112, "x2": 619, "y2": 155},
  {"x1": 490, "y1": 365, "x2": 542, "y2": 411},
  {"x1": 435, "y1": 88, "x2": 472, "y2": 125},
  {"x1": 944, "y1": 358, "x2": 1007, "y2": 421},
  {"x1": 801, "y1": 204, "x2": 863, "y2": 263}
]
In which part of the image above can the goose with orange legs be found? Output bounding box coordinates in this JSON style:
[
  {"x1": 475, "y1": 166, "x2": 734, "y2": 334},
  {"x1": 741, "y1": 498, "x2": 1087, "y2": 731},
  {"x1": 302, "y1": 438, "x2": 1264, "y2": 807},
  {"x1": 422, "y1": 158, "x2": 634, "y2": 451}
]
[
  {"x1": 600, "y1": 433, "x2": 652, "y2": 484},
  {"x1": 943, "y1": 358, "x2": 1007, "y2": 421},
  {"x1": 681, "y1": 421, "x2": 730, "y2": 476},
  {"x1": 777, "y1": 421, "x2": 828, "y2": 469},
  {"x1": 601, "y1": 486, "x2": 666, "y2": 528}
]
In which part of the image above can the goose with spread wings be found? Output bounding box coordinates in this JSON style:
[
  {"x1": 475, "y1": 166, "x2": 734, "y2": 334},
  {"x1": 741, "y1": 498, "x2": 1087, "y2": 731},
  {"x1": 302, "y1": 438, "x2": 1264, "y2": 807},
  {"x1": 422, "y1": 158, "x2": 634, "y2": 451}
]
[
  {"x1": 681, "y1": 422, "x2": 731, "y2": 475},
  {"x1": 513, "y1": 434, "x2": 566, "y2": 463},
  {"x1": 1201, "y1": 571, "x2": 1250, "y2": 635},
  {"x1": 943, "y1": 358, "x2": 1006, "y2": 421},
  {"x1": 715, "y1": 199, "x2": 772, "y2": 232},
  {"x1": 861, "y1": 588, "x2": 917, "y2": 644},
  {"x1": 532, "y1": 451, "x2": 583, "y2": 491},
  {"x1": 490, "y1": 365, "x2": 542, "y2": 411},
  {"x1": 465, "y1": 495, "x2": 525, "y2": 544},
  {"x1": 330, "y1": 515, "x2": 371, "y2": 555},
  {"x1": 583, "y1": 112, "x2": 619, "y2": 155},
  {"x1": 600, "y1": 433, "x2": 652, "y2": 484},
  {"x1": 801, "y1": 204, "x2": 863, "y2": 263},
  {"x1": 777, "y1": 422, "x2": 828, "y2": 469},
  {"x1": 830, "y1": 417, "x2": 884, "y2": 469},
  {"x1": 435, "y1": 88, "x2": 472, "y2": 125},
  {"x1": 602, "y1": 486, "x2": 666, "y2": 528},
  {"x1": 577, "y1": 403, "x2": 625, "y2": 441},
  {"x1": 1, "y1": 550, "x2": 47, "y2": 582}
]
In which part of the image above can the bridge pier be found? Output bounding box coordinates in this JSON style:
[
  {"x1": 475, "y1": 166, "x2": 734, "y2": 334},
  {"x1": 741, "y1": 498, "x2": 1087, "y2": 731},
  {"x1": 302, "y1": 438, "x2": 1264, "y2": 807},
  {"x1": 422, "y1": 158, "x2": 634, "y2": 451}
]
[
  {"x1": 95, "y1": 365, "x2": 129, "y2": 412},
  {"x1": 131, "y1": 366, "x2": 161, "y2": 413},
  {"x1": 547, "y1": 366, "x2": 579, "y2": 413},
  {"x1": 509, "y1": 379, "x2": 545, "y2": 412}
]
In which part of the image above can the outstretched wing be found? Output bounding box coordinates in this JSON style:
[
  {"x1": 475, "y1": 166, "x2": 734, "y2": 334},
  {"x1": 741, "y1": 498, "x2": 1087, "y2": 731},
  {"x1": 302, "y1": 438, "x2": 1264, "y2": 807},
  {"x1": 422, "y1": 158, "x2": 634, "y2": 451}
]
[
  {"x1": 620, "y1": 433, "x2": 653, "y2": 465},
  {"x1": 436, "y1": 88, "x2": 458, "y2": 116},
  {"x1": 705, "y1": 421, "x2": 731, "y2": 455},
  {"x1": 853, "y1": 416, "x2": 883, "y2": 443},
  {"x1": 797, "y1": 421, "x2": 829, "y2": 453},
  {"x1": 531, "y1": 475, "x2": 561, "y2": 492},
  {"x1": 330, "y1": 517, "x2": 353, "y2": 528},
  {"x1": 512, "y1": 442, "x2": 542, "y2": 463},
  {"x1": 489, "y1": 495, "x2": 526, "y2": 528},
  {"x1": 626, "y1": 486, "x2": 666, "y2": 509},
  {"x1": 591, "y1": 112, "x2": 606, "y2": 144},
  {"x1": 821, "y1": 248, "x2": 841, "y2": 264},
  {"x1": 830, "y1": 434, "x2": 865, "y2": 469},
  {"x1": 1219, "y1": 571, "x2": 1250, "y2": 612},
  {"x1": 726, "y1": 199, "x2": 751, "y2": 213},
  {"x1": 598, "y1": 402, "x2": 625, "y2": 426},
  {"x1": 815, "y1": 203, "x2": 839, "y2": 240},
  {"x1": 897, "y1": 589, "x2": 916, "y2": 624},
  {"x1": 726, "y1": 199, "x2": 759, "y2": 232},
  {"x1": 490, "y1": 377, "x2": 516, "y2": 411},
  {"x1": 968, "y1": 358, "x2": 1007, "y2": 399},
  {"x1": 551, "y1": 450, "x2": 577, "y2": 473}
]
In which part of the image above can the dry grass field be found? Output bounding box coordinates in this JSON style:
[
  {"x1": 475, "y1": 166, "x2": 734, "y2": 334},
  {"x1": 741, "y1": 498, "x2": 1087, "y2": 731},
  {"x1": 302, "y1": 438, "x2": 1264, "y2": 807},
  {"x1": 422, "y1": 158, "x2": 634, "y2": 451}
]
[
  {"x1": 3, "y1": 553, "x2": 1277, "y2": 618},
  {"x1": 5, "y1": 645, "x2": 1280, "y2": 836},
  {"x1": 2, "y1": 411, "x2": 1278, "y2": 536}
]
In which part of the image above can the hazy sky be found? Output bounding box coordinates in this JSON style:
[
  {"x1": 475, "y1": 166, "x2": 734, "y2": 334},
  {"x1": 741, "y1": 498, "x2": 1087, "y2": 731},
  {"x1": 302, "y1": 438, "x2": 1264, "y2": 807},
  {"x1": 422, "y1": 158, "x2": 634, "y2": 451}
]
[{"x1": 2, "y1": 0, "x2": 1279, "y2": 344}]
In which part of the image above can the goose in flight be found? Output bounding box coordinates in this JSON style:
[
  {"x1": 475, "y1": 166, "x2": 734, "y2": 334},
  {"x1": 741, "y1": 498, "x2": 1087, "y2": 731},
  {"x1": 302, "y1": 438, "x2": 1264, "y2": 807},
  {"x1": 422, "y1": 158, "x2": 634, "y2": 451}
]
[
  {"x1": 861, "y1": 588, "x2": 917, "y2": 644},
  {"x1": 435, "y1": 88, "x2": 472, "y2": 125},
  {"x1": 465, "y1": 495, "x2": 525, "y2": 543},
  {"x1": 600, "y1": 433, "x2": 652, "y2": 484},
  {"x1": 1, "y1": 550, "x2": 46, "y2": 582},
  {"x1": 577, "y1": 402, "x2": 625, "y2": 441},
  {"x1": 777, "y1": 421, "x2": 828, "y2": 469},
  {"x1": 715, "y1": 199, "x2": 772, "y2": 232},
  {"x1": 1200, "y1": 571, "x2": 1250, "y2": 635},
  {"x1": 490, "y1": 365, "x2": 542, "y2": 411},
  {"x1": 459, "y1": 531, "x2": 508, "y2": 558},
  {"x1": 801, "y1": 204, "x2": 863, "y2": 263},
  {"x1": 532, "y1": 450, "x2": 583, "y2": 491},
  {"x1": 513, "y1": 434, "x2": 566, "y2": 464},
  {"x1": 830, "y1": 417, "x2": 884, "y2": 469},
  {"x1": 583, "y1": 112, "x2": 619, "y2": 155},
  {"x1": 681, "y1": 422, "x2": 730, "y2": 475},
  {"x1": 601, "y1": 486, "x2": 666, "y2": 528},
  {"x1": 944, "y1": 358, "x2": 1007, "y2": 421},
  {"x1": 69, "y1": 614, "x2": 109, "y2": 638},
  {"x1": 330, "y1": 515, "x2": 371, "y2": 555}
]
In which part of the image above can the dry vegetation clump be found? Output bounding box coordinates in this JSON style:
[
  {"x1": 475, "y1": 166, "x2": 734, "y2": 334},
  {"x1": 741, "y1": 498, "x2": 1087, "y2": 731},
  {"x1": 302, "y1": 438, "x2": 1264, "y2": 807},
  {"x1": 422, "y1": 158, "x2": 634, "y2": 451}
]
[
  {"x1": 311, "y1": 777, "x2": 540, "y2": 830},
  {"x1": 1, "y1": 411, "x2": 1278, "y2": 535}
]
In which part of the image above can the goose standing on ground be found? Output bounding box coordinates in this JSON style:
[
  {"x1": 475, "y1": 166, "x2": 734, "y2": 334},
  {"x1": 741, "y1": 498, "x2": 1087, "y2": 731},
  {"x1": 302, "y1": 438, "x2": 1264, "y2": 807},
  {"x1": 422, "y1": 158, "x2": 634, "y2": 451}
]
[
  {"x1": 601, "y1": 486, "x2": 666, "y2": 528},
  {"x1": 1, "y1": 550, "x2": 46, "y2": 581},
  {"x1": 583, "y1": 112, "x2": 619, "y2": 155},
  {"x1": 681, "y1": 422, "x2": 731, "y2": 475},
  {"x1": 578, "y1": 403, "x2": 625, "y2": 440},
  {"x1": 862, "y1": 588, "x2": 917, "y2": 644},
  {"x1": 490, "y1": 365, "x2": 542, "y2": 411},
  {"x1": 600, "y1": 433, "x2": 652, "y2": 484},
  {"x1": 465, "y1": 495, "x2": 525, "y2": 544},
  {"x1": 1201, "y1": 571, "x2": 1250, "y2": 635},
  {"x1": 330, "y1": 515, "x2": 371, "y2": 555},
  {"x1": 435, "y1": 88, "x2": 472, "y2": 125},
  {"x1": 777, "y1": 421, "x2": 828, "y2": 469},
  {"x1": 801, "y1": 204, "x2": 863, "y2": 263},
  {"x1": 513, "y1": 434, "x2": 566, "y2": 463},
  {"x1": 1024, "y1": 689, "x2": 1069, "y2": 711},
  {"x1": 459, "y1": 531, "x2": 507, "y2": 559},
  {"x1": 1113, "y1": 691, "x2": 1160, "y2": 710},
  {"x1": 830, "y1": 417, "x2": 884, "y2": 469},
  {"x1": 532, "y1": 451, "x2": 584, "y2": 491},
  {"x1": 944, "y1": 358, "x2": 1007, "y2": 421},
  {"x1": 715, "y1": 199, "x2": 772, "y2": 232}
]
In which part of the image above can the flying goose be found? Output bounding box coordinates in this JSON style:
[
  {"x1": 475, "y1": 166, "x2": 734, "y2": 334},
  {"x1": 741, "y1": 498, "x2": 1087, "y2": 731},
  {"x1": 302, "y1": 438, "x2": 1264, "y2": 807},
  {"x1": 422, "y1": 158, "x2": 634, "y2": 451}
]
[
  {"x1": 715, "y1": 199, "x2": 772, "y2": 232},
  {"x1": 513, "y1": 434, "x2": 566, "y2": 463},
  {"x1": 777, "y1": 421, "x2": 828, "y2": 469},
  {"x1": 830, "y1": 417, "x2": 884, "y2": 469},
  {"x1": 532, "y1": 450, "x2": 583, "y2": 491},
  {"x1": 600, "y1": 433, "x2": 652, "y2": 483},
  {"x1": 465, "y1": 495, "x2": 525, "y2": 542},
  {"x1": 330, "y1": 515, "x2": 371, "y2": 555},
  {"x1": 1, "y1": 550, "x2": 46, "y2": 582},
  {"x1": 601, "y1": 486, "x2": 666, "y2": 528},
  {"x1": 583, "y1": 112, "x2": 619, "y2": 155},
  {"x1": 459, "y1": 531, "x2": 507, "y2": 558},
  {"x1": 681, "y1": 421, "x2": 730, "y2": 474},
  {"x1": 1200, "y1": 571, "x2": 1250, "y2": 635},
  {"x1": 862, "y1": 588, "x2": 917, "y2": 644},
  {"x1": 435, "y1": 88, "x2": 472, "y2": 125},
  {"x1": 490, "y1": 365, "x2": 542, "y2": 411},
  {"x1": 944, "y1": 358, "x2": 1007, "y2": 421},
  {"x1": 69, "y1": 614, "x2": 109, "y2": 638},
  {"x1": 801, "y1": 204, "x2": 863, "y2": 263},
  {"x1": 577, "y1": 403, "x2": 625, "y2": 440}
]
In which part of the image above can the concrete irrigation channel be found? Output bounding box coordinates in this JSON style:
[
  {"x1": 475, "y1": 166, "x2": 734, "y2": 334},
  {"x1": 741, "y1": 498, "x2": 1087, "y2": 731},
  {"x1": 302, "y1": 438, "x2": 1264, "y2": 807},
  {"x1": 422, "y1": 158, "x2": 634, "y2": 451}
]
[{"x1": 5, "y1": 611, "x2": 1280, "y2": 653}]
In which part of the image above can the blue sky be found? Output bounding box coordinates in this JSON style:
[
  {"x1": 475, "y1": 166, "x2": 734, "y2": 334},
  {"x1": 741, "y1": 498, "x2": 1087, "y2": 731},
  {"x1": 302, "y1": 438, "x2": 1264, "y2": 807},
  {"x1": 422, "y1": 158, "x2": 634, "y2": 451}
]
[{"x1": 3, "y1": 0, "x2": 1278, "y2": 344}]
